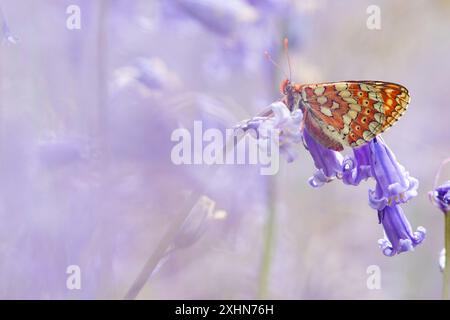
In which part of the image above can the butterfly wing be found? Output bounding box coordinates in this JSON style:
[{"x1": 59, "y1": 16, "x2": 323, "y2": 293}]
[{"x1": 299, "y1": 81, "x2": 410, "y2": 148}]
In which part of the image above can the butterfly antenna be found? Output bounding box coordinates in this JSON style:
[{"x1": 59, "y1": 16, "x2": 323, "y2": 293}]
[
  {"x1": 264, "y1": 51, "x2": 289, "y2": 79},
  {"x1": 284, "y1": 38, "x2": 292, "y2": 81}
]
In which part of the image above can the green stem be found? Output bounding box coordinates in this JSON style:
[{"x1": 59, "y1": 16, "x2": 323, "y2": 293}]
[
  {"x1": 258, "y1": 176, "x2": 276, "y2": 299},
  {"x1": 257, "y1": 27, "x2": 290, "y2": 298},
  {"x1": 444, "y1": 213, "x2": 450, "y2": 300}
]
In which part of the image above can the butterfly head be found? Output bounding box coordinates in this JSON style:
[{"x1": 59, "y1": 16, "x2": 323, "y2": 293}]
[
  {"x1": 267, "y1": 39, "x2": 304, "y2": 110},
  {"x1": 280, "y1": 79, "x2": 291, "y2": 95},
  {"x1": 281, "y1": 79, "x2": 304, "y2": 112},
  {"x1": 281, "y1": 79, "x2": 302, "y2": 94}
]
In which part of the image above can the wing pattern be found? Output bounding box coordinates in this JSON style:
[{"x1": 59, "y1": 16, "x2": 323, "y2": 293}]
[{"x1": 299, "y1": 81, "x2": 410, "y2": 148}]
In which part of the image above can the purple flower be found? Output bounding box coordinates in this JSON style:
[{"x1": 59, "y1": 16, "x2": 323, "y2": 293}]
[
  {"x1": 358, "y1": 138, "x2": 424, "y2": 256},
  {"x1": 429, "y1": 181, "x2": 450, "y2": 214},
  {"x1": 258, "y1": 102, "x2": 303, "y2": 161},
  {"x1": 302, "y1": 128, "x2": 343, "y2": 187},
  {"x1": 342, "y1": 144, "x2": 372, "y2": 186},
  {"x1": 303, "y1": 134, "x2": 424, "y2": 256},
  {"x1": 368, "y1": 138, "x2": 418, "y2": 210},
  {"x1": 428, "y1": 161, "x2": 450, "y2": 274},
  {"x1": 235, "y1": 101, "x2": 303, "y2": 162},
  {"x1": 377, "y1": 205, "x2": 426, "y2": 256}
]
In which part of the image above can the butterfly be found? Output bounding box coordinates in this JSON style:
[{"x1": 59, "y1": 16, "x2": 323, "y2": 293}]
[{"x1": 280, "y1": 79, "x2": 410, "y2": 151}]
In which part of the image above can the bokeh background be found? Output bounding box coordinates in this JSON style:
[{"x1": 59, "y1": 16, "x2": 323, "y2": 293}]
[{"x1": 0, "y1": 0, "x2": 449, "y2": 299}]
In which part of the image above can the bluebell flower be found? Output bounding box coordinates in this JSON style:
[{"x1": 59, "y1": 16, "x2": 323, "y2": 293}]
[
  {"x1": 236, "y1": 101, "x2": 303, "y2": 162},
  {"x1": 363, "y1": 138, "x2": 424, "y2": 256},
  {"x1": 342, "y1": 144, "x2": 372, "y2": 186},
  {"x1": 428, "y1": 165, "x2": 449, "y2": 272},
  {"x1": 306, "y1": 134, "x2": 424, "y2": 256},
  {"x1": 367, "y1": 138, "x2": 418, "y2": 210},
  {"x1": 429, "y1": 181, "x2": 450, "y2": 214},
  {"x1": 258, "y1": 102, "x2": 303, "y2": 161},
  {"x1": 377, "y1": 204, "x2": 426, "y2": 256},
  {"x1": 302, "y1": 128, "x2": 343, "y2": 188}
]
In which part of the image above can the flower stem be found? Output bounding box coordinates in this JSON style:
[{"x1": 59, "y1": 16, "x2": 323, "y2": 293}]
[
  {"x1": 258, "y1": 176, "x2": 276, "y2": 299},
  {"x1": 444, "y1": 213, "x2": 450, "y2": 300},
  {"x1": 124, "y1": 189, "x2": 203, "y2": 300},
  {"x1": 124, "y1": 130, "x2": 246, "y2": 299}
]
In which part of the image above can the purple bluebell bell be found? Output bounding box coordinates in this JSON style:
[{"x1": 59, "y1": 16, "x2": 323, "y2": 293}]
[
  {"x1": 342, "y1": 144, "x2": 372, "y2": 186},
  {"x1": 368, "y1": 138, "x2": 424, "y2": 256},
  {"x1": 359, "y1": 138, "x2": 424, "y2": 256},
  {"x1": 236, "y1": 101, "x2": 303, "y2": 162},
  {"x1": 302, "y1": 128, "x2": 343, "y2": 187},
  {"x1": 367, "y1": 138, "x2": 418, "y2": 210},
  {"x1": 258, "y1": 102, "x2": 303, "y2": 162},
  {"x1": 377, "y1": 204, "x2": 426, "y2": 256},
  {"x1": 430, "y1": 181, "x2": 450, "y2": 214},
  {"x1": 427, "y1": 161, "x2": 450, "y2": 272}
]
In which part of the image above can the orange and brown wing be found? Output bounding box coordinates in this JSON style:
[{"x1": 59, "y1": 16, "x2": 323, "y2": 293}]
[{"x1": 300, "y1": 81, "x2": 410, "y2": 148}]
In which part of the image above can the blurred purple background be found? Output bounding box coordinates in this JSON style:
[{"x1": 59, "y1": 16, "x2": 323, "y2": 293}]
[{"x1": 0, "y1": 0, "x2": 449, "y2": 299}]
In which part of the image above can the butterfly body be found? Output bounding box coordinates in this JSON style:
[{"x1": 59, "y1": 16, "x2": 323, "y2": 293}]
[{"x1": 281, "y1": 80, "x2": 410, "y2": 151}]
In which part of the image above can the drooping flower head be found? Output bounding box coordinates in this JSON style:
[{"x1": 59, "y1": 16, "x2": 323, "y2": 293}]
[
  {"x1": 342, "y1": 143, "x2": 372, "y2": 186},
  {"x1": 308, "y1": 134, "x2": 425, "y2": 256},
  {"x1": 430, "y1": 181, "x2": 450, "y2": 214},
  {"x1": 428, "y1": 159, "x2": 450, "y2": 273},
  {"x1": 367, "y1": 137, "x2": 419, "y2": 211},
  {"x1": 351, "y1": 138, "x2": 424, "y2": 256},
  {"x1": 428, "y1": 158, "x2": 450, "y2": 214},
  {"x1": 302, "y1": 128, "x2": 343, "y2": 187},
  {"x1": 368, "y1": 138, "x2": 424, "y2": 256},
  {"x1": 235, "y1": 101, "x2": 303, "y2": 162},
  {"x1": 377, "y1": 204, "x2": 426, "y2": 256}
]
